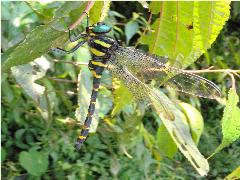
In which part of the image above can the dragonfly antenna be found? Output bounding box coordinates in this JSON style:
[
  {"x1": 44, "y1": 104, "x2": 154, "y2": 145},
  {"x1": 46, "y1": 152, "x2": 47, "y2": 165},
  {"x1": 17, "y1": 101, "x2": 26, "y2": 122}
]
[{"x1": 83, "y1": 11, "x2": 89, "y2": 27}]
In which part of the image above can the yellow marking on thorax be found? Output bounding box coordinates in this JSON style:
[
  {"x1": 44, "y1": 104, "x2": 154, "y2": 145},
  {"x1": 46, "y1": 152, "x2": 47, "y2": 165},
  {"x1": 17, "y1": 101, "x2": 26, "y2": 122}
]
[
  {"x1": 78, "y1": 135, "x2": 86, "y2": 139},
  {"x1": 91, "y1": 61, "x2": 107, "y2": 67},
  {"x1": 91, "y1": 70, "x2": 102, "y2": 78},
  {"x1": 91, "y1": 101, "x2": 96, "y2": 104},
  {"x1": 90, "y1": 48, "x2": 105, "y2": 56},
  {"x1": 94, "y1": 39, "x2": 111, "y2": 48}
]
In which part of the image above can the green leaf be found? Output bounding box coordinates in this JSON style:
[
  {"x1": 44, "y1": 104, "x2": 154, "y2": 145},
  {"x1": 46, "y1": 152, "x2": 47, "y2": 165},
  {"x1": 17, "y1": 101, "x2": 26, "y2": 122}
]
[
  {"x1": 99, "y1": 1, "x2": 111, "y2": 22},
  {"x1": 1, "y1": 147, "x2": 6, "y2": 162},
  {"x1": 140, "y1": 1, "x2": 230, "y2": 67},
  {"x1": 150, "y1": 88, "x2": 209, "y2": 176},
  {"x1": 89, "y1": 2, "x2": 104, "y2": 24},
  {"x1": 140, "y1": 124, "x2": 155, "y2": 151},
  {"x1": 2, "y1": 25, "x2": 65, "y2": 72},
  {"x1": 213, "y1": 88, "x2": 240, "y2": 155},
  {"x1": 27, "y1": 1, "x2": 62, "y2": 22},
  {"x1": 11, "y1": 56, "x2": 52, "y2": 120},
  {"x1": 178, "y1": 102, "x2": 204, "y2": 144},
  {"x1": 53, "y1": 1, "x2": 85, "y2": 20},
  {"x1": 224, "y1": 166, "x2": 240, "y2": 180},
  {"x1": 51, "y1": 2, "x2": 87, "y2": 31},
  {"x1": 15, "y1": 129, "x2": 29, "y2": 149},
  {"x1": 19, "y1": 149, "x2": 49, "y2": 176},
  {"x1": 111, "y1": 80, "x2": 134, "y2": 117},
  {"x1": 61, "y1": 162, "x2": 72, "y2": 170},
  {"x1": 125, "y1": 20, "x2": 139, "y2": 45},
  {"x1": 156, "y1": 123, "x2": 178, "y2": 158}
]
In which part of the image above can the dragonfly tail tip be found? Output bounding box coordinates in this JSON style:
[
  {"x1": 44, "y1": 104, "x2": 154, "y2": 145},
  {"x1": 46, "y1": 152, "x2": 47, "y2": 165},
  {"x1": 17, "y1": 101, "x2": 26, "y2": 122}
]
[{"x1": 75, "y1": 141, "x2": 83, "y2": 150}]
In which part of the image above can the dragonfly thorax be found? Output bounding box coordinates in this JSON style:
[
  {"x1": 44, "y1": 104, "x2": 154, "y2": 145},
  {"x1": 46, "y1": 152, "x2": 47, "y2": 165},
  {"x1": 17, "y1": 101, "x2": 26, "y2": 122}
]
[{"x1": 88, "y1": 35, "x2": 117, "y2": 57}]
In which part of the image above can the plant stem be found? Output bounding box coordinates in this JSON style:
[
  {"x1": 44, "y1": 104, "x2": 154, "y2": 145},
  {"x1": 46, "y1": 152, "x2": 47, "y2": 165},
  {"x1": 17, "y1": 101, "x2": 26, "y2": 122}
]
[
  {"x1": 183, "y1": 69, "x2": 240, "y2": 74},
  {"x1": 68, "y1": 1, "x2": 95, "y2": 31},
  {"x1": 52, "y1": 59, "x2": 88, "y2": 66}
]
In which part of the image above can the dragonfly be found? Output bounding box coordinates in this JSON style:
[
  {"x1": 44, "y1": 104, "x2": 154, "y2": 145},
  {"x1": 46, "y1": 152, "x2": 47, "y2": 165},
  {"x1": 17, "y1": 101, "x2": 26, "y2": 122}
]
[{"x1": 55, "y1": 13, "x2": 221, "y2": 176}]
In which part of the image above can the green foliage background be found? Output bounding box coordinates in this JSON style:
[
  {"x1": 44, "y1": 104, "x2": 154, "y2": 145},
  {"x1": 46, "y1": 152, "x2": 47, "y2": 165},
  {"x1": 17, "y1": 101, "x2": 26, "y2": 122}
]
[{"x1": 1, "y1": 1, "x2": 240, "y2": 179}]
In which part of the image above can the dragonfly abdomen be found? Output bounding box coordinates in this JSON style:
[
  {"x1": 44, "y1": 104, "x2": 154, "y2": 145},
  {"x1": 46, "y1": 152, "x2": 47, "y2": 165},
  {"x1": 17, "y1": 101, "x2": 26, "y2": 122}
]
[
  {"x1": 75, "y1": 36, "x2": 118, "y2": 149},
  {"x1": 75, "y1": 77, "x2": 100, "y2": 150}
]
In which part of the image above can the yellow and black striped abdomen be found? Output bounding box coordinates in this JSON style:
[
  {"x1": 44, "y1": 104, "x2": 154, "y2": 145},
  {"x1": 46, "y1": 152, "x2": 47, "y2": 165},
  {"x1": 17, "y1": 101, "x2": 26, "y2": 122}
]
[{"x1": 75, "y1": 36, "x2": 117, "y2": 150}]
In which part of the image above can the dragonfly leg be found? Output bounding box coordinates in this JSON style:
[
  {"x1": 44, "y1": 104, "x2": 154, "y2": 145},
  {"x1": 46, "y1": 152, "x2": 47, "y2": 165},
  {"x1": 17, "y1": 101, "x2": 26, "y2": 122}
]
[
  {"x1": 54, "y1": 40, "x2": 87, "y2": 54},
  {"x1": 68, "y1": 27, "x2": 87, "y2": 42}
]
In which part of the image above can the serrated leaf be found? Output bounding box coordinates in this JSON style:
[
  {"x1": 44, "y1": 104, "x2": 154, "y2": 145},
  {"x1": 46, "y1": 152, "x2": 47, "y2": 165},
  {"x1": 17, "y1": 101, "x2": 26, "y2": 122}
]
[
  {"x1": 99, "y1": 1, "x2": 111, "y2": 22},
  {"x1": 75, "y1": 67, "x2": 99, "y2": 133},
  {"x1": 213, "y1": 88, "x2": 240, "y2": 155},
  {"x1": 19, "y1": 149, "x2": 49, "y2": 176},
  {"x1": 2, "y1": 25, "x2": 65, "y2": 72},
  {"x1": 179, "y1": 102, "x2": 204, "y2": 144},
  {"x1": 89, "y1": 1, "x2": 104, "y2": 24},
  {"x1": 140, "y1": 1, "x2": 230, "y2": 67},
  {"x1": 224, "y1": 166, "x2": 240, "y2": 180}
]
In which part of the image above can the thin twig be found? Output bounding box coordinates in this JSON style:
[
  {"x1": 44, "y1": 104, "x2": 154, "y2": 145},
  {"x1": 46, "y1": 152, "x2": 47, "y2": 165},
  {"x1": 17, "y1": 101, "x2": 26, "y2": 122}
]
[
  {"x1": 206, "y1": 66, "x2": 215, "y2": 70},
  {"x1": 48, "y1": 77, "x2": 78, "y2": 84},
  {"x1": 232, "y1": 72, "x2": 240, "y2": 78},
  {"x1": 68, "y1": 1, "x2": 95, "y2": 30},
  {"x1": 47, "y1": 89, "x2": 78, "y2": 96},
  {"x1": 52, "y1": 59, "x2": 88, "y2": 66},
  {"x1": 227, "y1": 72, "x2": 236, "y2": 90},
  {"x1": 184, "y1": 69, "x2": 240, "y2": 74}
]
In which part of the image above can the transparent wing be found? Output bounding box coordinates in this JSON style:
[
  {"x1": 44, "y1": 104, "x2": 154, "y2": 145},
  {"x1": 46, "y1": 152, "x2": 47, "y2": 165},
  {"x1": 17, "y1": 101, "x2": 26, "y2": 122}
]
[
  {"x1": 107, "y1": 60, "x2": 175, "y2": 120},
  {"x1": 165, "y1": 70, "x2": 221, "y2": 99},
  {"x1": 111, "y1": 47, "x2": 221, "y2": 99}
]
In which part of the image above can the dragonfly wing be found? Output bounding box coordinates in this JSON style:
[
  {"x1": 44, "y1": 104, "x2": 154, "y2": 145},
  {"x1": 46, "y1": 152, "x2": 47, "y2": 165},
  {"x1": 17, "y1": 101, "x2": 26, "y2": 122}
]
[
  {"x1": 136, "y1": 58, "x2": 221, "y2": 99},
  {"x1": 165, "y1": 70, "x2": 221, "y2": 99},
  {"x1": 111, "y1": 47, "x2": 221, "y2": 99},
  {"x1": 140, "y1": 60, "x2": 221, "y2": 99},
  {"x1": 107, "y1": 60, "x2": 175, "y2": 120},
  {"x1": 107, "y1": 58, "x2": 209, "y2": 176}
]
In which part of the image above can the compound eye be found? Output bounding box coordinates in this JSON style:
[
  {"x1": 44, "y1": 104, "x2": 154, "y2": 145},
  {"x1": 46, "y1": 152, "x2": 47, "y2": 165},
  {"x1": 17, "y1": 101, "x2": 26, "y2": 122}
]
[{"x1": 92, "y1": 23, "x2": 111, "y2": 34}]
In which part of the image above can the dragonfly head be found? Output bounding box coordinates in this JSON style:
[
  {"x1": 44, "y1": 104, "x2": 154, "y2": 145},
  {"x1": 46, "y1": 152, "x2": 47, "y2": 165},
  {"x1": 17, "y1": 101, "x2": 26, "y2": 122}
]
[{"x1": 87, "y1": 22, "x2": 112, "y2": 35}]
